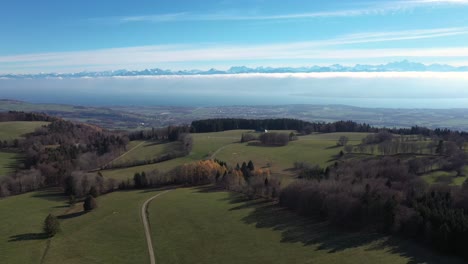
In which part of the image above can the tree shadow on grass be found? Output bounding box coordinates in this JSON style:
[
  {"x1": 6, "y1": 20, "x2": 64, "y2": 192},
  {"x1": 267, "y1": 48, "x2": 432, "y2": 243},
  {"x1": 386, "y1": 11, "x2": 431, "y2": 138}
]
[
  {"x1": 228, "y1": 199, "x2": 271, "y2": 211},
  {"x1": 9, "y1": 233, "x2": 48, "y2": 242},
  {"x1": 326, "y1": 154, "x2": 340, "y2": 163},
  {"x1": 139, "y1": 186, "x2": 179, "y2": 193},
  {"x1": 57, "y1": 211, "x2": 87, "y2": 220},
  {"x1": 367, "y1": 237, "x2": 465, "y2": 264},
  {"x1": 143, "y1": 141, "x2": 167, "y2": 147},
  {"x1": 325, "y1": 145, "x2": 341, "y2": 150},
  {"x1": 32, "y1": 189, "x2": 66, "y2": 202},
  {"x1": 2, "y1": 153, "x2": 26, "y2": 171},
  {"x1": 247, "y1": 142, "x2": 285, "y2": 147},
  {"x1": 194, "y1": 185, "x2": 224, "y2": 193},
  {"x1": 221, "y1": 191, "x2": 465, "y2": 264}
]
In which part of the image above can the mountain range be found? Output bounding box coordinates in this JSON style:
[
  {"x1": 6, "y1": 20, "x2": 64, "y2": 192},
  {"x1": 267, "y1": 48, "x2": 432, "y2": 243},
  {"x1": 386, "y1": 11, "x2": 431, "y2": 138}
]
[{"x1": 2, "y1": 60, "x2": 468, "y2": 79}]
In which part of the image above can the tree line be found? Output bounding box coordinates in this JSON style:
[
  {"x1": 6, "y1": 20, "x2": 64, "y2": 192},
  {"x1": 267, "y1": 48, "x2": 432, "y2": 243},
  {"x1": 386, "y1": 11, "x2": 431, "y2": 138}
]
[
  {"x1": 0, "y1": 114, "x2": 128, "y2": 197},
  {"x1": 190, "y1": 118, "x2": 311, "y2": 133},
  {"x1": 102, "y1": 133, "x2": 193, "y2": 170},
  {"x1": 116, "y1": 159, "x2": 280, "y2": 200},
  {"x1": 190, "y1": 118, "x2": 468, "y2": 142},
  {"x1": 0, "y1": 111, "x2": 59, "y2": 122},
  {"x1": 128, "y1": 125, "x2": 191, "y2": 141},
  {"x1": 281, "y1": 156, "x2": 468, "y2": 259},
  {"x1": 0, "y1": 112, "x2": 197, "y2": 198}
]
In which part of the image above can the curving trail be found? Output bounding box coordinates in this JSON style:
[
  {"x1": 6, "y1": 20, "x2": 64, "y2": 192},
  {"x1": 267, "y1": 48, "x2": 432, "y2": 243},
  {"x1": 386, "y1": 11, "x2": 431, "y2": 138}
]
[
  {"x1": 210, "y1": 144, "x2": 231, "y2": 159},
  {"x1": 141, "y1": 190, "x2": 172, "y2": 264},
  {"x1": 104, "y1": 141, "x2": 145, "y2": 167}
]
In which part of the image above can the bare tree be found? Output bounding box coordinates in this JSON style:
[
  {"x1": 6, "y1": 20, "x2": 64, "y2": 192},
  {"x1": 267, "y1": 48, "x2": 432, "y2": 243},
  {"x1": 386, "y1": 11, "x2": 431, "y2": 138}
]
[{"x1": 337, "y1": 136, "x2": 349, "y2": 146}]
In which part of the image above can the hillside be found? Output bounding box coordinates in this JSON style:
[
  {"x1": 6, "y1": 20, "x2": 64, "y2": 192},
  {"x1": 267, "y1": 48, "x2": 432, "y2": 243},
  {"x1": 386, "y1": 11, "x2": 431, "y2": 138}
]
[
  {"x1": 149, "y1": 187, "x2": 464, "y2": 264},
  {"x1": 2, "y1": 114, "x2": 468, "y2": 263},
  {"x1": 0, "y1": 121, "x2": 49, "y2": 140}
]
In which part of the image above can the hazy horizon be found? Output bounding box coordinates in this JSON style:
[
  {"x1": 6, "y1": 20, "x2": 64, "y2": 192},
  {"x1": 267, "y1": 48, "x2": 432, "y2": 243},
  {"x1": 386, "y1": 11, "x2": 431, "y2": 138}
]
[{"x1": 2, "y1": 73, "x2": 468, "y2": 109}]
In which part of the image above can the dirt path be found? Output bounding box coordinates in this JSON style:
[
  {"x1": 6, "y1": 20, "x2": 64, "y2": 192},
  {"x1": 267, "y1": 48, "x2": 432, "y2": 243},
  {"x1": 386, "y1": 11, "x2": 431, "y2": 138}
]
[
  {"x1": 89, "y1": 141, "x2": 145, "y2": 172},
  {"x1": 141, "y1": 190, "x2": 172, "y2": 264},
  {"x1": 105, "y1": 141, "x2": 145, "y2": 167},
  {"x1": 210, "y1": 143, "x2": 234, "y2": 159}
]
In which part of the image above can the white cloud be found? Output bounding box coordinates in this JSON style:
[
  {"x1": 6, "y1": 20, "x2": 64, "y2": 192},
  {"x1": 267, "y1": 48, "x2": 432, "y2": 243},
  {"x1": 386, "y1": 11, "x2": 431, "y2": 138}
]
[
  {"x1": 105, "y1": 0, "x2": 468, "y2": 23},
  {"x1": 108, "y1": 72, "x2": 468, "y2": 80},
  {"x1": 408, "y1": 0, "x2": 468, "y2": 4},
  {"x1": 1, "y1": 27, "x2": 468, "y2": 73}
]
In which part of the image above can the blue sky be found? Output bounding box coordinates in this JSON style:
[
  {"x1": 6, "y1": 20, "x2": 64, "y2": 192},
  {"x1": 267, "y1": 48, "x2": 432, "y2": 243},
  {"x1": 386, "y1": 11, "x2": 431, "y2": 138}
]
[{"x1": 1, "y1": 0, "x2": 468, "y2": 73}]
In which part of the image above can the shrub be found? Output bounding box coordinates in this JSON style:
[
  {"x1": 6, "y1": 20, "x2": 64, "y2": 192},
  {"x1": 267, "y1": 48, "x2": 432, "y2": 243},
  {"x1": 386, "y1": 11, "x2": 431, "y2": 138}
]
[
  {"x1": 83, "y1": 195, "x2": 98, "y2": 211},
  {"x1": 43, "y1": 214, "x2": 60, "y2": 237},
  {"x1": 89, "y1": 186, "x2": 99, "y2": 198}
]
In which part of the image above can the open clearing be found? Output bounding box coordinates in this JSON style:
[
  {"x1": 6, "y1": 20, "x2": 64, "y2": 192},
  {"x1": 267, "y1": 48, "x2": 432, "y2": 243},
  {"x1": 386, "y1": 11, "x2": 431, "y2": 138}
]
[
  {"x1": 0, "y1": 121, "x2": 49, "y2": 140},
  {"x1": 108, "y1": 140, "x2": 180, "y2": 167},
  {"x1": 149, "y1": 187, "x2": 464, "y2": 264},
  {"x1": 100, "y1": 130, "x2": 246, "y2": 181},
  {"x1": 421, "y1": 166, "x2": 468, "y2": 186},
  {"x1": 214, "y1": 132, "x2": 368, "y2": 173},
  {"x1": 0, "y1": 151, "x2": 20, "y2": 176},
  {"x1": 101, "y1": 131, "x2": 365, "y2": 181}
]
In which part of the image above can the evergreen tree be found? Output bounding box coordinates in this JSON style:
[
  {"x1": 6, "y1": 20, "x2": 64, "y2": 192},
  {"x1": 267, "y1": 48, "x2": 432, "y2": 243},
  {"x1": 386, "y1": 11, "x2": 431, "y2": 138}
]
[
  {"x1": 83, "y1": 195, "x2": 98, "y2": 211},
  {"x1": 141, "y1": 171, "x2": 148, "y2": 188},
  {"x1": 134, "y1": 172, "x2": 142, "y2": 188},
  {"x1": 89, "y1": 186, "x2": 99, "y2": 198},
  {"x1": 43, "y1": 214, "x2": 60, "y2": 237},
  {"x1": 247, "y1": 160, "x2": 255, "y2": 171},
  {"x1": 436, "y1": 140, "x2": 444, "y2": 155}
]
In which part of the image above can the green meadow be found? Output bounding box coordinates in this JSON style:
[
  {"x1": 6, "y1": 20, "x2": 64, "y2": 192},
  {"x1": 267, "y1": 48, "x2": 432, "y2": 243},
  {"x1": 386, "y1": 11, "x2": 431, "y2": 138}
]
[
  {"x1": 0, "y1": 188, "x2": 165, "y2": 264},
  {"x1": 0, "y1": 121, "x2": 49, "y2": 140},
  {"x1": 149, "y1": 187, "x2": 464, "y2": 264},
  {"x1": 0, "y1": 151, "x2": 20, "y2": 176}
]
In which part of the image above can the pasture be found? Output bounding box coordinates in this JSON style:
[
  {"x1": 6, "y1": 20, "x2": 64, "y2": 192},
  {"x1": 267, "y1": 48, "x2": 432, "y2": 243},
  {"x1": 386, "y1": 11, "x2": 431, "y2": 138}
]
[
  {"x1": 0, "y1": 151, "x2": 20, "y2": 176},
  {"x1": 101, "y1": 131, "x2": 368, "y2": 181},
  {"x1": 100, "y1": 130, "x2": 246, "y2": 181},
  {"x1": 108, "y1": 140, "x2": 180, "y2": 166},
  {"x1": 0, "y1": 188, "x2": 165, "y2": 264},
  {"x1": 0, "y1": 121, "x2": 49, "y2": 140},
  {"x1": 421, "y1": 166, "x2": 468, "y2": 186},
  {"x1": 214, "y1": 132, "x2": 368, "y2": 173},
  {"x1": 149, "y1": 187, "x2": 464, "y2": 264}
]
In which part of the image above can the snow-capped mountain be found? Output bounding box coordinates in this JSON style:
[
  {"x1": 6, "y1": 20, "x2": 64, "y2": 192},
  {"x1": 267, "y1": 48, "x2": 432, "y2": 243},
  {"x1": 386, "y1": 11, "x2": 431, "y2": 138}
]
[{"x1": 2, "y1": 61, "x2": 468, "y2": 79}]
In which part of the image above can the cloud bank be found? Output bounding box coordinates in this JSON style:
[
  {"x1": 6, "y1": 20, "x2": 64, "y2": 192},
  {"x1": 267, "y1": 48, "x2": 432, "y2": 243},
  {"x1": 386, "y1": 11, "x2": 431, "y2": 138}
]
[{"x1": 1, "y1": 27, "x2": 468, "y2": 74}]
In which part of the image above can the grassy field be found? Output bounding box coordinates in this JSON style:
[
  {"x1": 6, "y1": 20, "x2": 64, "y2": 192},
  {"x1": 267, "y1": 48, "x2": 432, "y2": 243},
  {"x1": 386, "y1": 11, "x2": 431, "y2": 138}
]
[
  {"x1": 214, "y1": 132, "x2": 368, "y2": 174},
  {"x1": 100, "y1": 130, "x2": 246, "y2": 181},
  {"x1": 0, "y1": 189, "x2": 65, "y2": 264},
  {"x1": 100, "y1": 131, "x2": 368, "y2": 182},
  {"x1": 421, "y1": 166, "x2": 468, "y2": 186},
  {"x1": 149, "y1": 187, "x2": 464, "y2": 264},
  {"x1": 0, "y1": 121, "x2": 49, "y2": 140},
  {"x1": 0, "y1": 151, "x2": 20, "y2": 176},
  {"x1": 0, "y1": 188, "x2": 165, "y2": 264},
  {"x1": 109, "y1": 140, "x2": 180, "y2": 166}
]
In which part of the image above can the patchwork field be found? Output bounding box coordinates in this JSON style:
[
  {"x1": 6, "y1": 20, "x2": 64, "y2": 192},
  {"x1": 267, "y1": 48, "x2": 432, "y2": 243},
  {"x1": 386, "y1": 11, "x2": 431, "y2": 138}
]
[
  {"x1": 101, "y1": 131, "x2": 368, "y2": 182},
  {"x1": 149, "y1": 187, "x2": 464, "y2": 264}
]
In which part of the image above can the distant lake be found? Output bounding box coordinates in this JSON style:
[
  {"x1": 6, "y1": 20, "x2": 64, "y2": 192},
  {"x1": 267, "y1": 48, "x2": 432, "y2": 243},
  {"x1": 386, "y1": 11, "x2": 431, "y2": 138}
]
[{"x1": 2, "y1": 73, "x2": 468, "y2": 108}]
